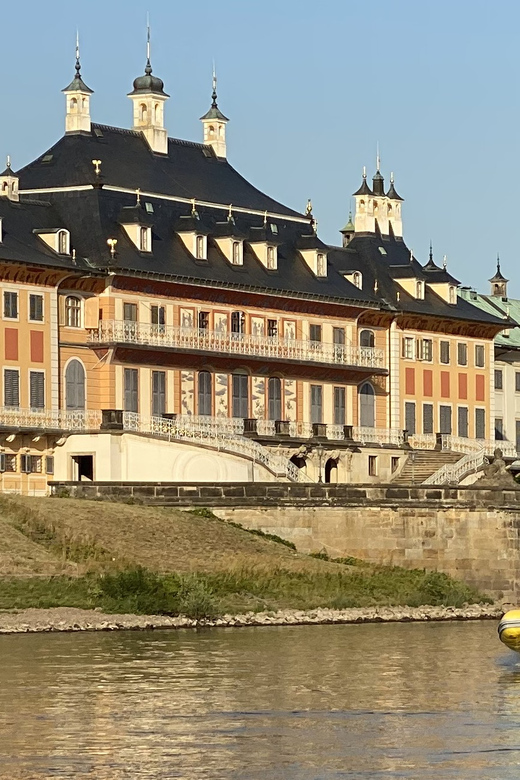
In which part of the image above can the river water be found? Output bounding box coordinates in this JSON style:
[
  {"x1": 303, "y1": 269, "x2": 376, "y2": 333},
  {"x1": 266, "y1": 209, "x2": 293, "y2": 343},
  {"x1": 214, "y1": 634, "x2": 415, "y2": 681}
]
[{"x1": 1, "y1": 621, "x2": 520, "y2": 779}]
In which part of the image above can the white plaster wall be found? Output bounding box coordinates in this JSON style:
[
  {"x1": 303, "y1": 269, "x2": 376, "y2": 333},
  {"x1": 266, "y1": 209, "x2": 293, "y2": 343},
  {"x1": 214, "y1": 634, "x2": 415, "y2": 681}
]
[{"x1": 54, "y1": 433, "x2": 278, "y2": 482}]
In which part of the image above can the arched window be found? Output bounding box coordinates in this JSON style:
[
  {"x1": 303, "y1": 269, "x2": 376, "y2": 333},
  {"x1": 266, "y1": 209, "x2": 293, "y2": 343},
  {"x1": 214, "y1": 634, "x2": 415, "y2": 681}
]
[
  {"x1": 198, "y1": 371, "x2": 212, "y2": 416},
  {"x1": 82, "y1": 98, "x2": 87, "y2": 110},
  {"x1": 2, "y1": 182, "x2": 8, "y2": 192},
  {"x1": 268, "y1": 377, "x2": 282, "y2": 421},
  {"x1": 218, "y1": 125, "x2": 224, "y2": 137},
  {"x1": 387, "y1": 203, "x2": 393, "y2": 215},
  {"x1": 65, "y1": 359, "x2": 85, "y2": 410},
  {"x1": 70, "y1": 97, "x2": 77, "y2": 110},
  {"x1": 359, "y1": 329, "x2": 375, "y2": 348},
  {"x1": 232, "y1": 241, "x2": 241, "y2": 264},
  {"x1": 209, "y1": 125, "x2": 215, "y2": 136},
  {"x1": 139, "y1": 104, "x2": 148, "y2": 122},
  {"x1": 352, "y1": 271, "x2": 362, "y2": 289},
  {"x1": 196, "y1": 235, "x2": 205, "y2": 259},
  {"x1": 154, "y1": 103, "x2": 160, "y2": 122},
  {"x1": 65, "y1": 296, "x2": 81, "y2": 328},
  {"x1": 358, "y1": 382, "x2": 375, "y2": 428},
  {"x1": 359, "y1": 199, "x2": 365, "y2": 211},
  {"x1": 58, "y1": 230, "x2": 69, "y2": 254},
  {"x1": 140, "y1": 227, "x2": 150, "y2": 252}
]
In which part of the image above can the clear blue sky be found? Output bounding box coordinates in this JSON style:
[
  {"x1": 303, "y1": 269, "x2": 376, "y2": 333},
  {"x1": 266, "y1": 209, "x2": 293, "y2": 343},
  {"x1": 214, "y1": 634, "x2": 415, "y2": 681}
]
[{"x1": 2, "y1": 0, "x2": 518, "y2": 294}]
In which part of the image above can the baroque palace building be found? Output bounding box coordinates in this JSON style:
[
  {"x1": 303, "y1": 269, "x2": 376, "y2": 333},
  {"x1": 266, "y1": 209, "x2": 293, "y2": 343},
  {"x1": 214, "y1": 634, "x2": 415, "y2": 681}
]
[{"x1": 0, "y1": 43, "x2": 509, "y2": 494}]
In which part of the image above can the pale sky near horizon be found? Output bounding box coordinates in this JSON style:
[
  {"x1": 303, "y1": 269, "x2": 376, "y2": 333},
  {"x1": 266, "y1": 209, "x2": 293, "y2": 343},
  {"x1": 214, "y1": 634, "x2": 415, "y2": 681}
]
[{"x1": 1, "y1": 0, "x2": 517, "y2": 295}]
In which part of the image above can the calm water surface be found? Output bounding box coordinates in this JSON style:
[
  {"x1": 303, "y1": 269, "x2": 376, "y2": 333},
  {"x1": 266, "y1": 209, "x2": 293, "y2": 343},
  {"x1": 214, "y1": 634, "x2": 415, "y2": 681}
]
[{"x1": 1, "y1": 621, "x2": 520, "y2": 779}]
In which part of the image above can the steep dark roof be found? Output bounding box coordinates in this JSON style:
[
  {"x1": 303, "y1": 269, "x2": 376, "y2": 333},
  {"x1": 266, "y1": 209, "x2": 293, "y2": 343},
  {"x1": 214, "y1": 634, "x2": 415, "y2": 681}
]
[
  {"x1": 353, "y1": 175, "x2": 373, "y2": 196},
  {"x1": 18, "y1": 124, "x2": 304, "y2": 219},
  {"x1": 327, "y1": 234, "x2": 504, "y2": 325}
]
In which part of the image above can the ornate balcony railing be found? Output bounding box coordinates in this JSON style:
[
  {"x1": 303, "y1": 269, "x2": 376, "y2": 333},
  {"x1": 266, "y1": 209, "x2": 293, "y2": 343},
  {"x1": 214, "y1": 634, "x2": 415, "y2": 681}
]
[
  {"x1": 88, "y1": 321, "x2": 386, "y2": 370},
  {"x1": 0, "y1": 407, "x2": 102, "y2": 431},
  {"x1": 351, "y1": 426, "x2": 405, "y2": 446}
]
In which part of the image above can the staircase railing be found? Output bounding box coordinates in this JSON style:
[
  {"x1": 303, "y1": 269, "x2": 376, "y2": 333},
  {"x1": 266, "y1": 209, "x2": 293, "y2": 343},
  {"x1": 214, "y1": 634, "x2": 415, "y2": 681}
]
[{"x1": 423, "y1": 438, "x2": 516, "y2": 485}]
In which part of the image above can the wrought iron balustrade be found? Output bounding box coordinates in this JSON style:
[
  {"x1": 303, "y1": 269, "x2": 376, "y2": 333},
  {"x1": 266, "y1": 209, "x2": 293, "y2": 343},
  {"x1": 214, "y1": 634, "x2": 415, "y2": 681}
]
[{"x1": 88, "y1": 321, "x2": 385, "y2": 369}]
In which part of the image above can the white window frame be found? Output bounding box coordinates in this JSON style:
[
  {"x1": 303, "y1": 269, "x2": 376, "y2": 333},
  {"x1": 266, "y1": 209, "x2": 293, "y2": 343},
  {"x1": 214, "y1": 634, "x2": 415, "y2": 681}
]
[
  {"x1": 28, "y1": 292, "x2": 44, "y2": 323},
  {"x1": 64, "y1": 295, "x2": 82, "y2": 328},
  {"x1": 402, "y1": 336, "x2": 415, "y2": 360},
  {"x1": 3, "y1": 289, "x2": 19, "y2": 321}
]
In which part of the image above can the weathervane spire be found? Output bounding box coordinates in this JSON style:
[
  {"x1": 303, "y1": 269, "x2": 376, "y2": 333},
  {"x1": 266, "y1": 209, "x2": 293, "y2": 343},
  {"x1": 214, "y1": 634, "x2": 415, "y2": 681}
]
[
  {"x1": 376, "y1": 142, "x2": 381, "y2": 172},
  {"x1": 145, "y1": 14, "x2": 152, "y2": 74}
]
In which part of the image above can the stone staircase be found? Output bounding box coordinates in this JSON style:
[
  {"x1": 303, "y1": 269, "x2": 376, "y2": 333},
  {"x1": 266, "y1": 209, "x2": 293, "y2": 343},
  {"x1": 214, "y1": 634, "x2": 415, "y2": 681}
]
[{"x1": 392, "y1": 450, "x2": 463, "y2": 484}]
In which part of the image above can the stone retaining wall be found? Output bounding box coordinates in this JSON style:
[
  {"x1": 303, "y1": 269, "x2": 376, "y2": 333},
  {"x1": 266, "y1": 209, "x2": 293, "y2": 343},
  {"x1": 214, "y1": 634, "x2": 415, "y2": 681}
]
[{"x1": 49, "y1": 480, "x2": 520, "y2": 600}]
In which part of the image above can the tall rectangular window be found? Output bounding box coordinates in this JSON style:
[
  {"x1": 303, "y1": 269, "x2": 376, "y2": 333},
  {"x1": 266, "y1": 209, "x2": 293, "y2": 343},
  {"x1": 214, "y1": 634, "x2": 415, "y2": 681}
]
[
  {"x1": 458, "y1": 406, "x2": 469, "y2": 438},
  {"x1": 440, "y1": 341, "x2": 450, "y2": 364},
  {"x1": 151, "y1": 305, "x2": 165, "y2": 327},
  {"x1": 457, "y1": 343, "x2": 468, "y2": 366},
  {"x1": 198, "y1": 371, "x2": 212, "y2": 416},
  {"x1": 124, "y1": 368, "x2": 138, "y2": 413},
  {"x1": 516, "y1": 373, "x2": 520, "y2": 393},
  {"x1": 29, "y1": 371, "x2": 45, "y2": 409},
  {"x1": 151, "y1": 371, "x2": 166, "y2": 417},
  {"x1": 495, "y1": 417, "x2": 504, "y2": 441},
  {"x1": 232, "y1": 374, "x2": 249, "y2": 418},
  {"x1": 309, "y1": 324, "x2": 322, "y2": 343},
  {"x1": 439, "y1": 405, "x2": 452, "y2": 435},
  {"x1": 198, "y1": 311, "x2": 210, "y2": 331},
  {"x1": 516, "y1": 420, "x2": 520, "y2": 453},
  {"x1": 333, "y1": 327, "x2": 345, "y2": 345},
  {"x1": 475, "y1": 408, "x2": 486, "y2": 439},
  {"x1": 267, "y1": 319, "x2": 278, "y2": 337},
  {"x1": 123, "y1": 303, "x2": 138, "y2": 322},
  {"x1": 268, "y1": 377, "x2": 282, "y2": 421},
  {"x1": 310, "y1": 385, "x2": 323, "y2": 424},
  {"x1": 3, "y1": 291, "x2": 18, "y2": 319},
  {"x1": 475, "y1": 344, "x2": 485, "y2": 368},
  {"x1": 422, "y1": 403, "x2": 434, "y2": 434},
  {"x1": 404, "y1": 401, "x2": 416, "y2": 435},
  {"x1": 495, "y1": 369, "x2": 503, "y2": 390},
  {"x1": 402, "y1": 337, "x2": 414, "y2": 359},
  {"x1": 333, "y1": 387, "x2": 346, "y2": 425},
  {"x1": 4, "y1": 369, "x2": 19, "y2": 407},
  {"x1": 422, "y1": 339, "x2": 433, "y2": 362},
  {"x1": 29, "y1": 294, "x2": 44, "y2": 322}
]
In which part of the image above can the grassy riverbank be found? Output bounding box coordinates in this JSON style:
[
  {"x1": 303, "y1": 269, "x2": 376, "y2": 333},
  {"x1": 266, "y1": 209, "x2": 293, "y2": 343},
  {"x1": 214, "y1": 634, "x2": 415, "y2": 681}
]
[{"x1": 0, "y1": 496, "x2": 491, "y2": 617}]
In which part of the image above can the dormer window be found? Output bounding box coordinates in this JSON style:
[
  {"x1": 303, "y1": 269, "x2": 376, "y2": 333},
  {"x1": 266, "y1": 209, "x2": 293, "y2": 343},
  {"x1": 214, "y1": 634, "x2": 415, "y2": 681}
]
[
  {"x1": 34, "y1": 228, "x2": 70, "y2": 255},
  {"x1": 139, "y1": 226, "x2": 151, "y2": 252},
  {"x1": 232, "y1": 241, "x2": 243, "y2": 265},
  {"x1": 58, "y1": 230, "x2": 69, "y2": 255},
  {"x1": 316, "y1": 253, "x2": 326, "y2": 277},
  {"x1": 196, "y1": 235, "x2": 207, "y2": 260},
  {"x1": 267, "y1": 246, "x2": 276, "y2": 270},
  {"x1": 416, "y1": 280, "x2": 425, "y2": 300},
  {"x1": 449, "y1": 286, "x2": 456, "y2": 304},
  {"x1": 353, "y1": 272, "x2": 362, "y2": 289}
]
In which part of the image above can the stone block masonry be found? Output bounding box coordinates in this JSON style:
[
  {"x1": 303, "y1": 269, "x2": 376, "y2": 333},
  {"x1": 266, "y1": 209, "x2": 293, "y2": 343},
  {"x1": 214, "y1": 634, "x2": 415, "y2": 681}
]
[{"x1": 50, "y1": 481, "x2": 520, "y2": 600}]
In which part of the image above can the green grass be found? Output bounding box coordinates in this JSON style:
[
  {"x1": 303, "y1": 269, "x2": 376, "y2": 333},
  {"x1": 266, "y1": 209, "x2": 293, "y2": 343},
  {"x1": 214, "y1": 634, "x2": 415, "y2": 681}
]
[{"x1": 0, "y1": 564, "x2": 490, "y2": 617}]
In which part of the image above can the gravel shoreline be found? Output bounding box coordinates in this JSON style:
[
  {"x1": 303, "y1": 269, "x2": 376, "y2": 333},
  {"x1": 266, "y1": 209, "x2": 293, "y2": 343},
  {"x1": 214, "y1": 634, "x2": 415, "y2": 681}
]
[{"x1": 0, "y1": 603, "x2": 507, "y2": 634}]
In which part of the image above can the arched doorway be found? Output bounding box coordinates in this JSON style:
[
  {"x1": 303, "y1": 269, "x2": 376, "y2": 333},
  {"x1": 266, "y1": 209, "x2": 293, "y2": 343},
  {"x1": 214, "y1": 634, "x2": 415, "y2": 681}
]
[
  {"x1": 290, "y1": 454, "x2": 307, "y2": 471},
  {"x1": 65, "y1": 359, "x2": 86, "y2": 410},
  {"x1": 324, "y1": 458, "x2": 338, "y2": 484},
  {"x1": 358, "y1": 382, "x2": 375, "y2": 427}
]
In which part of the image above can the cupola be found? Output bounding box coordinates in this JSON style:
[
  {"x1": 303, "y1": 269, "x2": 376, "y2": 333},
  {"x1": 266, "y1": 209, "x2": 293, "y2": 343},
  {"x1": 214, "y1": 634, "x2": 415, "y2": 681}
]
[
  {"x1": 0, "y1": 157, "x2": 19, "y2": 202},
  {"x1": 422, "y1": 245, "x2": 460, "y2": 304},
  {"x1": 353, "y1": 167, "x2": 374, "y2": 233},
  {"x1": 128, "y1": 27, "x2": 169, "y2": 154},
  {"x1": 340, "y1": 211, "x2": 355, "y2": 247},
  {"x1": 489, "y1": 256, "x2": 508, "y2": 297},
  {"x1": 62, "y1": 35, "x2": 93, "y2": 134},
  {"x1": 200, "y1": 69, "x2": 229, "y2": 158}
]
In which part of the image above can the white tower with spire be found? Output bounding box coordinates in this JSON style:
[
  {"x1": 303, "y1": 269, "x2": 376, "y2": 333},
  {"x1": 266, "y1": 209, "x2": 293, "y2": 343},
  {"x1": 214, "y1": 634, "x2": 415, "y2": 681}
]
[
  {"x1": 200, "y1": 68, "x2": 229, "y2": 158},
  {"x1": 0, "y1": 157, "x2": 19, "y2": 202},
  {"x1": 128, "y1": 26, "x2": 169, "y2": 154},
  {"x1": 62, "y1": 34, "x2": 93, "y2": 134}
]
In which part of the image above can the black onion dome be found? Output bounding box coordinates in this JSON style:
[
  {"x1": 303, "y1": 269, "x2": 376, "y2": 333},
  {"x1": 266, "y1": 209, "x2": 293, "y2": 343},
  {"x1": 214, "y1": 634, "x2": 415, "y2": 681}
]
[{"x1": 129, "y1": 60, "x2": 169, "y2": 96}]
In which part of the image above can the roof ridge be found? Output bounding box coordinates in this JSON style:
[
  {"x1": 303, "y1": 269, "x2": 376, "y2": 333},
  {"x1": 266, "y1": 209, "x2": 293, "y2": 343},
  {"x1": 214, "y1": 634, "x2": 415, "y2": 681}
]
[{"x1": 90, "y1": 123, "x2": 212, "y2": 152}]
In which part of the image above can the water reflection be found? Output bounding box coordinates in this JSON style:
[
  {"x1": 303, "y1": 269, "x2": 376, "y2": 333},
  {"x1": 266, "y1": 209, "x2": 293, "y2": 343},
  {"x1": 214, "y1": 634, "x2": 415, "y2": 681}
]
[{"x1": 1, "y1": 622, "x2": 520, "y2": 778}]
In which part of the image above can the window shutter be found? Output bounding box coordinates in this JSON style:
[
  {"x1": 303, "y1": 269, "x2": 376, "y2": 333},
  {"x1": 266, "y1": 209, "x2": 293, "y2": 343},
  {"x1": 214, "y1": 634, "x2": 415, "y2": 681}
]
[
  {"x1": 4, "y1": 369, "x2": 19, "y2": 407},
  {"x1": 0, "y1": 454, "x2": 5, "y2": 473},
  {"x1": 46, "y1": 456, "x2": 54, "y2": 475},
  {"x1": 30, "y1": 372, "x2": 45, "y2": 409},
  {"x1": 21, "y1": 454, "x2": 31, "y2": 473}
]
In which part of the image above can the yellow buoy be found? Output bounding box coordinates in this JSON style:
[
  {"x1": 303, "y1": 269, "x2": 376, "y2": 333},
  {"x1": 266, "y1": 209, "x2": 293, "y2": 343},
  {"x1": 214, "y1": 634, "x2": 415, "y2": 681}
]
[{"x1": 498, "y1": 610, "x2": 520, "y2": 653}]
